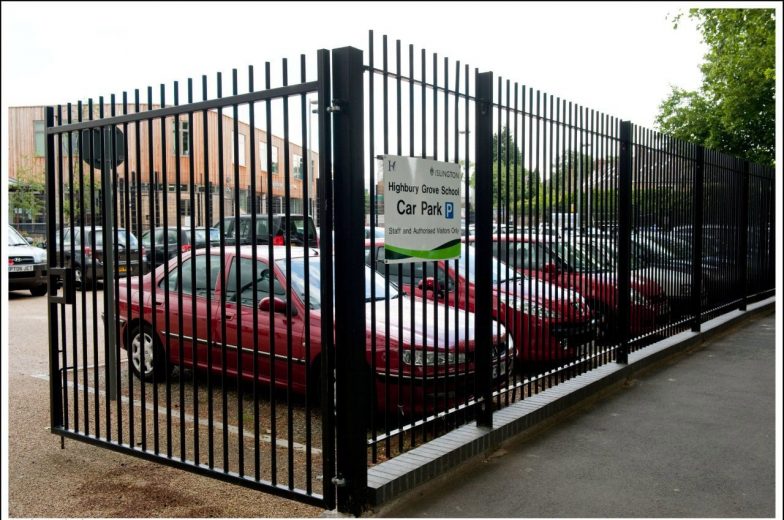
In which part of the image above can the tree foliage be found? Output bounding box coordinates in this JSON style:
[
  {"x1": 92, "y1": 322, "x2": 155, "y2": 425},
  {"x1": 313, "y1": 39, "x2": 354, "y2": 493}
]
[
  {"x1": 9, "y1": 160, "x2": 45, "y2": 225},
  {"x1": 656, "y1": 8, "x2": 775, "y2": 166}
]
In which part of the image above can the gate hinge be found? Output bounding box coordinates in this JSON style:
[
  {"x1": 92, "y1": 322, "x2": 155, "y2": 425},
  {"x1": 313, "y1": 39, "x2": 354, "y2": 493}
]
[
  {"x1": 331, "y1": 475, "x2": 347, "y2": 487},
  {"x1": 326, "y1": 100, "x2": 342, "y2": 113}
]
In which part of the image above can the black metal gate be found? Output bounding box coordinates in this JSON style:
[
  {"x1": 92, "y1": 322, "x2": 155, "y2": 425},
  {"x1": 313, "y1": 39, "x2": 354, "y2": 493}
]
[{"x1": 46, "y1": 49, "x2": 336, "y2": 509}]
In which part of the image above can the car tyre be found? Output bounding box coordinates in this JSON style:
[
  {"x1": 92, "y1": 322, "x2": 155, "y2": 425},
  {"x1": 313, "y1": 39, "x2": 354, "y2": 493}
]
[
  {"x1": 30, "y1": 285, "x2": 47, "y2": 296},
  {"x1": 129, "y1": 323, "x2": 169, "y2": 382},
  {"x1": 592, "y1": 303, "x2": 617, "y2": 345}
]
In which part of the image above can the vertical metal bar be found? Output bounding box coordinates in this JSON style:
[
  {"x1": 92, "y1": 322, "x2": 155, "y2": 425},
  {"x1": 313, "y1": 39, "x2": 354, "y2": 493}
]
[
  {"x1": 202, "y1": 74, "x2": 215, "y2": 469},
  {"x1": 173, "y1": 81, "x2": 187, "y2": 462},
  {"x1": 316, "y1": 47, "x2": 336, "y2": 510},
  {"x1": 367, "y1": 31, "x2": 378, "y2": 464},
  {"x1": 474, "y1": 70, "x2": 494, "y2": 427},
  {"x1": 186, "y1": 77, "x2": 199, "y2": 468},
  {"x1": 691, "y1": 145, "x2": 704, "y2": 332},
  {"x1": 616, "y1": 121, "x2": 633, "y2": 364},
  {"x1": 248, "y1": 64, "x2": 261, "y2": 483},
  {"x1": 231, "y1": 68, "x2": 245, "y2": 478},
  {"x1": 263, "y1": 61, "x2": 278, "y2": 485},
  {"x1": 738, "y1": 160, "x2": 750, "y2": 311},
  {"x1": 331, "y1": 46, "x2": 368, "y2": 516},
  {"x1": 45, "y1": 106, "x2": 63, "y2": 432}
]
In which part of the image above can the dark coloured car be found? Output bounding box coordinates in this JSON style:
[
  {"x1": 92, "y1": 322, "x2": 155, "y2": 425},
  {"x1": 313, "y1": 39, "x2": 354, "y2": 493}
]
[
  {"x1": 117, "y1": 246, "x2": 513, "y2": 416},
  {"x1": 214, "y1": 214, "x2": 318, "y2": 248},
  {"x1": 7, "y1": 225, "x2": 47, "y2": 296},
  {"x1": 141, "y1": 226, "x2": 220, "y2": 267},
  {"x1": 57, "y1": 226, "x2": 147, "y2": 289}
]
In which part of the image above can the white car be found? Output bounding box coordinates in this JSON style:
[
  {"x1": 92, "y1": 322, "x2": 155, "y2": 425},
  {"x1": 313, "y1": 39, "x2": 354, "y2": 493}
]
[{"x1": 7, "y1": 225, "x2": 47, "y2": 296}]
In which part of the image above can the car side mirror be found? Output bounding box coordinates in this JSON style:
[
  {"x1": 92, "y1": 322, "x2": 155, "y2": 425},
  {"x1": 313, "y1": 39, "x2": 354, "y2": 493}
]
[{"x1": 259, "y1": 296, "x2": 294, "y2": 315}]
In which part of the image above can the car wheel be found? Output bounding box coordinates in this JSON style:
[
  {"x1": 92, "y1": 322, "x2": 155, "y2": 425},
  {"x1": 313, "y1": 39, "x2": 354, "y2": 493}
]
[
  {"x1": 593, "y1": 303, "x2": 617, "y2": 345},
  {"x1": 30, "y1": 285, "x2": 47, "y2": 297},
  {"x1": 129, "y1": 324, "x2": 168, "y2": 382}
]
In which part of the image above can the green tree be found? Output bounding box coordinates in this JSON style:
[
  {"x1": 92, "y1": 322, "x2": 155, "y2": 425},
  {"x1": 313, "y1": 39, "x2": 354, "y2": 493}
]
[
  {"x1": 8, "y1": 160, "x2": 45, "y2": 225},
  {"x1": 656, "y1": 8, "x2": 775, "y2": 165}
]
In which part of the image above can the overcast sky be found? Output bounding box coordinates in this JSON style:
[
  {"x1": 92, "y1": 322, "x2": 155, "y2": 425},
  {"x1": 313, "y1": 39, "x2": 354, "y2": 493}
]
[{"x1": 1, "y1": 1, "x2": 781, "y2": 178}]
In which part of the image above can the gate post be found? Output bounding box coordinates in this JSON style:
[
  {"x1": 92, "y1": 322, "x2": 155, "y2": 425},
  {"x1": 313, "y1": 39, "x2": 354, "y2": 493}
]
[
  {"x1": 45, "y1": 106, "x2": 63, "y2": 432},
  {"x1": 474, "y1": 70, "x2": 494, "y2": 427},
  {"x1": 616, "y1": 121, "x2": 633, "y2": 364},
  {"x1": 737, "y1": 159, "x2": 749, "y2": 311},
  {"x1": 331, "y1": 46, "x2": 368, "y2": 515},
  {"x1": 316, "y1": 47, "x2": 336, "y2": 512},
  {"x1": 691, "y1": 145, "x2": 704, "y2": 332}
]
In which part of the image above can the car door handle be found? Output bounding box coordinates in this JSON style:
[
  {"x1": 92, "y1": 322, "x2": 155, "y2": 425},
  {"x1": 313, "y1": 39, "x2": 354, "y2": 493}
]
[{"x1": 155, "y1": 301, "x2": 164, "y2": 307}]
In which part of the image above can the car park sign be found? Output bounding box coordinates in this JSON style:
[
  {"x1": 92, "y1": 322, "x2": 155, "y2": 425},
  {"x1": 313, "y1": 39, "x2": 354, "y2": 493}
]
[{"x1": 381, "y1": 155, "x2": 462, "y2": 264}]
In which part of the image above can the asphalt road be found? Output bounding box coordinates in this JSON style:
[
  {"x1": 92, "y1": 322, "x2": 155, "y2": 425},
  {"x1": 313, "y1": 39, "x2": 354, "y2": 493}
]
[{"x1": 5, "y1": 289, "x2": 323, "y2": 518}]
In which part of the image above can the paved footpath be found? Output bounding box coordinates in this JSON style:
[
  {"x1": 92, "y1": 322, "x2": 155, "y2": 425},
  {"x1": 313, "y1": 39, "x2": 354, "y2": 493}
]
[{"x1": 378, "y1": 311, "x2": 776, "y2": 518}]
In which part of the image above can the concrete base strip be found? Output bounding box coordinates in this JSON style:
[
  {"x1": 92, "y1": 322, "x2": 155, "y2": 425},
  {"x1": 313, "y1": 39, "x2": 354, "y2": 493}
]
[{"x1": 366, "y1": 297, "x2": 775, "y2": 506}]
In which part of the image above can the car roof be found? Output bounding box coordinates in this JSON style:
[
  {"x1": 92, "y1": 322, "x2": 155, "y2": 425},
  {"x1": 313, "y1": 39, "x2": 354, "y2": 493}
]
[{"x1": 204, "y1": 245, "x2": 317, "y2": 260}]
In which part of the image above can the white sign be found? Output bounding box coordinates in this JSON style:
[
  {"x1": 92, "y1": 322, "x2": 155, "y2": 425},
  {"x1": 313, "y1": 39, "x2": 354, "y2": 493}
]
[{"x1": 381, "y1": 155, "x2": 462, "y2": 264}]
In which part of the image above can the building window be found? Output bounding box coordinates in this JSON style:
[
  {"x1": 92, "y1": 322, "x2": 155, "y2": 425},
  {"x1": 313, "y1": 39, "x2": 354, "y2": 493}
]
[
  {"x1": 61, "y1": 131, "x2": 80, "y2": 157},
  {"x1": 34, "y1": 120, "x2": 45, "y2": 157},
  {"x1": 174, "y1": 120, "x2": 190, "y2": 156},
  {"x1": 293, "y1": 154, "x2": 303, "y2": 179},
  {"x1": 261, "y1": 144, "x2": 279, "y2": 174},
  {"x1": 232, "y1": 132, "x2": 246, "y2": 166},
  {"x1": 179, "y1": 199, "x2": 192, "y2": 217}
]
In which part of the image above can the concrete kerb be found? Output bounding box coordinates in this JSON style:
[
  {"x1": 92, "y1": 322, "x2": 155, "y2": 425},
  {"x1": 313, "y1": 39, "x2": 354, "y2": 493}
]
[{"x1": 365, "y1": 297, "x2": 775, "y2": 514}]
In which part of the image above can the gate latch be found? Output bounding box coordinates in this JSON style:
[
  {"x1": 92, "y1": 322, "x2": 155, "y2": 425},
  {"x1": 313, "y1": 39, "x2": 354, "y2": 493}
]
[
  {"x1": 331, "y1": 475, "x2": 347, "y2": 487},
  {"x1": 48, "y1": 267, "x2": 75, "y2": 305}
]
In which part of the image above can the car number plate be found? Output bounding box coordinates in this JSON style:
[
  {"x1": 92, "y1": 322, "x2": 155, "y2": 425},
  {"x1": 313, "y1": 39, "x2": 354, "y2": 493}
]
[
  {"x1": 118, "y1": 264, "x2": 127, "y2": 274},
  {"x1": 9, "y1": 265, "x2": 34, "y2": 272}
]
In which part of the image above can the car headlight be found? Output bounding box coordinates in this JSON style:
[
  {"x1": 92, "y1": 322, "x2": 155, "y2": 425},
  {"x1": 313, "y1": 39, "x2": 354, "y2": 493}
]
[
  {"x1": 402, "y1": 349, "x2": 466, "y2": 366},
  {"x1": 506, "y1": 296, "x2": 560, "y2": 319},
  {"x1": 630, "y1": 288, "x2": 649, "y2": 307}
]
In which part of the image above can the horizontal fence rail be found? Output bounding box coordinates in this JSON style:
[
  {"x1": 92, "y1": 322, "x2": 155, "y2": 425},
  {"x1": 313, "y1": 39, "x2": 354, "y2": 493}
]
[{"x1": 44, "y1": 30, "x2": 775, "y2": 515}]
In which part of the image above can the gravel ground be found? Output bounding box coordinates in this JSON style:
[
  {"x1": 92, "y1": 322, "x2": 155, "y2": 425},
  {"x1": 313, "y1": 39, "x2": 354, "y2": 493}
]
[{"x1": 5, "y1": 290, "x2": 324, "y2": 518}]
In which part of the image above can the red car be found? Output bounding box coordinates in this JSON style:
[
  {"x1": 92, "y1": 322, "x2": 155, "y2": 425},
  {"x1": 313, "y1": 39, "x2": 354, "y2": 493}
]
[
  {"x1": 490, "y1": 234, "x2": 670, "y2": 342},
  {"x1": 117, "y1": 246, "x2": 514, "y2": 416},
  {"x1": 366, "y1": 240, "x2": 597, "y2": 363}
]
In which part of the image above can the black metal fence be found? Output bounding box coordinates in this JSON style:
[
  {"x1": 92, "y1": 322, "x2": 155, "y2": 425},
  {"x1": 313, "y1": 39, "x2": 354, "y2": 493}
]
[{"x1": 45, "y1": 32, "x2": 775, "y2": 515}]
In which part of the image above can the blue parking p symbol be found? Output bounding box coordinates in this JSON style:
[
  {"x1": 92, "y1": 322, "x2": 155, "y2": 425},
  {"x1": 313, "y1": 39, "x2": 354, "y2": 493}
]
[{"x1": 445, "y1": 202, "x2": 454, "y2": 219}]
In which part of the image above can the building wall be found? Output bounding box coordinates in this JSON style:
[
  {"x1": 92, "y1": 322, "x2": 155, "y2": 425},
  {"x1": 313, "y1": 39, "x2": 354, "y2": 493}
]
[{"x1": 8, "y1": 105, "x2": 319, "y2": 235}]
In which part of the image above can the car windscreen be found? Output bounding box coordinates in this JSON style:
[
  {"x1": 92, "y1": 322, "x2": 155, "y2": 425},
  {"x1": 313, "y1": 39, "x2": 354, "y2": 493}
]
[
  {"x1": 552, "y1": 242, "x2": 608, "y2": 272},
  {"x1": 458, "y1": 245, "x2": 520, "y2": 284},
  {"x1": 277, "y1": 216, "x2": 317, "y2": 241},
  {"x1": 7, "y1": 226, "x2": 27, "y2": 246},
  {"x1": 281, "y1": 257, "x2": 399, "y2": 310},
  {"x1": 91, "y1": 230, "x2": 139, "y2": 248}
]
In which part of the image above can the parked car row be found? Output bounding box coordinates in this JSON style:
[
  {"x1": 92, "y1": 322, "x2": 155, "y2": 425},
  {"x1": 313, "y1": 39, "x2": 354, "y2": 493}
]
[{"x1": 45, "y1": 212, "x2": 755, "y2": 418}]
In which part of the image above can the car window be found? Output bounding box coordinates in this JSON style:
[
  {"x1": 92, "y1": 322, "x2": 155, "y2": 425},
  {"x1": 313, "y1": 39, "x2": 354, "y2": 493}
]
[
  {"x1": 160, "y1": 254, "x2": 220, "y2": 297},
  {"x1": 225, "y1": 257, "x2": 285, "y2": 306},
  {"x1": 141, "y1": 230, "x2": 151, "y2": 249},
  {"x1": 8, "y1": 226, "x2": 27, "y2": 246}
]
